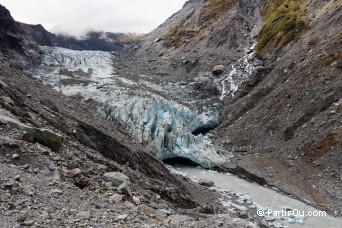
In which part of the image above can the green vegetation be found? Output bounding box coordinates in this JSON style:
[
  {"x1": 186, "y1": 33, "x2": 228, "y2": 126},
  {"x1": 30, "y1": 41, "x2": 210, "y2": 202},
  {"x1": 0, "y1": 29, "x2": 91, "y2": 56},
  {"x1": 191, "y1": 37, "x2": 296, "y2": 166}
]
[
  {"x1": 163, "y1": 0, "x2": 239, "y2": 48},
  {"x1": 256, "y1": 0, "x2": 308, "y2": 56},
  {"x1": 117, "y1": 33, "x2": 143, "y2": 42},
  {"x1": 315, "y1": 52, "x2": 342, "y2": 68},
  {"x1": 314, "y1": 33, "x2": 342, "y2": 68},
  {"x1": 199, "y1": 0, "x2": 238, "y2": 24},
  {"x1": 163, "y1": 10, "x2": 195, "y2": 48}
]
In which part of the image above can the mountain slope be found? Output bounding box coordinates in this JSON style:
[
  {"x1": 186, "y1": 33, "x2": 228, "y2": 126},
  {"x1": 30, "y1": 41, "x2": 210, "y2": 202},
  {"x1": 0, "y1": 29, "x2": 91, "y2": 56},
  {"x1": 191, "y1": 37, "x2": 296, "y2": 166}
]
[
  {"x1": 20, "y1": 22, "x2": 141, "y2": 52},
  {"x1": 117, "y1": 0, "x2": 342, "y2": 213},
  {"x1": 215, "y1": 0, "x2": 342, "y2": 212},
  {"x1": 0, "y1": 4, "x2": 237, "y2": 227}
]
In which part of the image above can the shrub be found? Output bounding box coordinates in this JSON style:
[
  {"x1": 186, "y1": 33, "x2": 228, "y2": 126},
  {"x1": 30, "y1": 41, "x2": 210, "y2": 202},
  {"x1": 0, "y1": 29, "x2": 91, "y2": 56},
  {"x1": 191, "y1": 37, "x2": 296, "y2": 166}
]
[{"x1": 256, "y1": 0, "x2": 308, "y2": 56}]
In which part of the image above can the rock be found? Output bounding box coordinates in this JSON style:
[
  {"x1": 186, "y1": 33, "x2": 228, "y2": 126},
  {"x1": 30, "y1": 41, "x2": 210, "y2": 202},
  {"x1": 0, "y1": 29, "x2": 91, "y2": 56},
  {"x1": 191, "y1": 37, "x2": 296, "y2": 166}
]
[
  {"x1": 155, "y1": 38, "x2": 162, "y2": 43},
  {"x1": 124, "y1": 201, "x2": 135, "y2": 209},
  {"x1": 17, "y1": 213, "x2": 29, "y2": 222},
  {"x1": 4, "y1": 139, "x2": 21, "y2": 148},
  {"x1": 14, "y1": 174, "x2": 20, "y2": 181},
  {"x1": 212, "y1": 65, "x2": 225, "y2": 75},
  {"x1": 288, "y1": 217, "x2": 296, "y2": 224},
  {"x1": 295, "y1": 216, "x2": 305, "y2": 225},
  {"x1": 3, "y1": 181, "x2": 15, "y2": 188},
  {"x1": 33, "y1": 168, "x2": 40, "y2": 174},
  {"x1": 138, "y1": 204, "x2": 156, "y2": 214},
  {"x1": 76, "y1": 211, "x2": 91, "y2": 220},
  {"x1": 66, "y1": 168, "x2": 82, "y2": 178},
  {"x1": 237, "y1": 210, "x2": 249, "y2": 219},
  {"x1": 132, "y1": 196, "x2": 141, "y2": 205},
  {"x1": 198, "y1": 179, "x2": 215, "y2": 187},
  {"x1": 23, "y1": 129, "x2": 64, "y2": 152},
  {"x1": 265, "y1": 216, "x2": 276, "y2": 221},
  {"x1": 254, "y1": 66, "x2": 268, "y2": 72},
  {"x1": 22, "y1": 220, "x2": 35, "y2": 226},
  {"x1": 115, "y1": 214, "x2": 128, "y2": 221},
  {"x1": 12, "y1": 154, "x2": 20, "y2": 159},
  {"x1": 103, "y1": 172, "x2": 130, "y2": 187},
  {"x1": 165, "y1": 214, "x2": 194, "y2": 224},
  {"x1": 117, "y1": 181, "x2": 132, "y2": 196},
  {"x1": 258, "y1": 220, "x2": 270, "y2": 228},
  {"x1": 51, "y1": 189, "x2": 63, "y2": 195},
  {"x1": 273, "y1": 222, "x2": 284, "y2": 228},
  {"x1": 282, "y1": 206, "x2": 292, "y2": 211},
  {"x1": 109, "y1": 194, "x2": 124, "y2": 203},
  {"x1": 97, "y1": 164, "x2": 107, "y2": 170},
  {"x1": 0, "y1": 115, "x2": 64, "y2": 152}
]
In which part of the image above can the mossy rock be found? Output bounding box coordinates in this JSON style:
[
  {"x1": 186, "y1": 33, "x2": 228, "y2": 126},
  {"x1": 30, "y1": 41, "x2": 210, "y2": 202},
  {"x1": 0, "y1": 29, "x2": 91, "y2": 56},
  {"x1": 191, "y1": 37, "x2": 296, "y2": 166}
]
[{"x1": 24, "y1": 129, "x2": 64, "y2": 152}]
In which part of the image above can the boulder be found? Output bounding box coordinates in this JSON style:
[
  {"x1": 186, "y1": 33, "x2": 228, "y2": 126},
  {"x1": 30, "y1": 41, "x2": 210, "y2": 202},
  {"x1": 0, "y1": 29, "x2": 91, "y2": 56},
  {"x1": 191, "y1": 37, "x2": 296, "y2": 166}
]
[
  {"x1": 198, "y1": 178, "x2": 215, "y2": 187},
  {"x1": 165, "y1": 214, "x2": 194, "y2": 224},
  {"x1": 138, "y1": 204, "x2": 156, "y2": 214},
  {"x1": 76, "y1": 211, "x2": 91, "y2": 220},
  {"x1": 212, "y1": 65, "x2": 225, "y2": 75},
  {"x1": 118, "y1": 181, "x2": 132, "y2": 196},
  {"x1": 103, "y1": 172, "x2": 130, "y2": 187},
  {"x1": 0, "y1": 115, "x2": 63, "y2": 152},
  {"x1": 109, "y1": 194, "x2": 124, "y2": 203},
  {"x1": 23, "y1": 128, "x2": 64, "y2": 152}
]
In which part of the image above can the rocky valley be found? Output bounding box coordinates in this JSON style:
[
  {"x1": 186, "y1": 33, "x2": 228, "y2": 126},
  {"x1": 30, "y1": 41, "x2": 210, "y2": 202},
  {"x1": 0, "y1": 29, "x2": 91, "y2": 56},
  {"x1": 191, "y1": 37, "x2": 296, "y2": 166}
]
[{"x1": 0, "y1": 0, "x2": 341, "y2": 227}]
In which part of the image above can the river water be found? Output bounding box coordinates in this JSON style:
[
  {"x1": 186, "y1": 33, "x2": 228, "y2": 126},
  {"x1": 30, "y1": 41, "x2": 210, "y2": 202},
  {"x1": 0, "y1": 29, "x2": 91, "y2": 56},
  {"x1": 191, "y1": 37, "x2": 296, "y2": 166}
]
[{"x1": 168, "y1": 164, "x2": 342, "y2": 228}]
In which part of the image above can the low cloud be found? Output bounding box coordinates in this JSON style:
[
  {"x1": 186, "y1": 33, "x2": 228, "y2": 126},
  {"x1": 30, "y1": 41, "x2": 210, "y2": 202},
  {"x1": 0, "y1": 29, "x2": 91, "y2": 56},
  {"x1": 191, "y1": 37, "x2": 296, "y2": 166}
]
[{"x1": 2, "y1": 0, "x2": 187, "y2": 37}]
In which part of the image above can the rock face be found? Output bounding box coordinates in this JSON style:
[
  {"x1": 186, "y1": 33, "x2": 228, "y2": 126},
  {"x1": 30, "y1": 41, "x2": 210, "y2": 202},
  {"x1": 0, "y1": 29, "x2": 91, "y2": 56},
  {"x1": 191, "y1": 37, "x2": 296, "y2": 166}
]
[
  {"x1": 0, "y1": 4, "x2": 38, "y2": 68},
  {"x1": 0, "y1": 4, "x2": 22, "y2": 51}
]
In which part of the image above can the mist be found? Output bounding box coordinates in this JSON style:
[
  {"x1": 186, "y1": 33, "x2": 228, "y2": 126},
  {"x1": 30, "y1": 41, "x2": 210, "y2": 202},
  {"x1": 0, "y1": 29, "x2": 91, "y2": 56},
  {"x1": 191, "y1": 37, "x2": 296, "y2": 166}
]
[{"x1": 1, "y1": 0, "x2": 187, "y2": 37}]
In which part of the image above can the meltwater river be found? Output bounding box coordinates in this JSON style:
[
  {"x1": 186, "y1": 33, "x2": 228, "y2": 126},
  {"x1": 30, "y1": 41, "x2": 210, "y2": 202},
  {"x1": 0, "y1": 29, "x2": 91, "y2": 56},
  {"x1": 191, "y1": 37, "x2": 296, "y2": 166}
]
[{"x1": 168, "y1": 164, "x2": 341, "y2": 228}]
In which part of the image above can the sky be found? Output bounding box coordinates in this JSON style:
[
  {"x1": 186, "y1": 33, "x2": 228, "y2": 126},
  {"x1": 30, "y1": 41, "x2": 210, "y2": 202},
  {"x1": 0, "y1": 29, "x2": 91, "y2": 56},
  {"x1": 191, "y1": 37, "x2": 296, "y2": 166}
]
[{"x1": 1, "y1": 0, "x2": 187, "y2": 37}]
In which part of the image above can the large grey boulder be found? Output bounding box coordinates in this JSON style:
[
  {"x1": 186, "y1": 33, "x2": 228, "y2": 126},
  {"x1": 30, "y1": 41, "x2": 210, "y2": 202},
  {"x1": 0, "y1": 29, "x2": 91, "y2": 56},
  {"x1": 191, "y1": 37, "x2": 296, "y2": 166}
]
[
  {"x1": 212, "y1": 65, "x2": 225, "y2": 75},
  {"x1": 198, "y1": 179, "x2": 215, "y2": 187},
  {"x1": 103, "y1": 172, "x2": 130, "y2": 187},
  {"x1": 0, "y1": 115, "x2": 64, "y2": 152}
]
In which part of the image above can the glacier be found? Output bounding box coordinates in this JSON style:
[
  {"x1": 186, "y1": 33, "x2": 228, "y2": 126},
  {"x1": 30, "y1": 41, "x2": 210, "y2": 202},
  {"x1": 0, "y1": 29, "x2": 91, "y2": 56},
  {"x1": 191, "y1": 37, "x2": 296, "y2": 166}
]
[{"x1": 29, "y1": 46, "x2": 230, "y2": 168}]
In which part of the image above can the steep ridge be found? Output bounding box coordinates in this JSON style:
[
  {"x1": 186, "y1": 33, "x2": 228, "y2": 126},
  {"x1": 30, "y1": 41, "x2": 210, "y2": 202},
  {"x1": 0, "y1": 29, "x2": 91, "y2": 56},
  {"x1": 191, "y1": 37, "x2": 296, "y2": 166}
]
[
  {"x1": 216, "y1": 0, "x2": 342, "y2": 213},
  {"x1": 20, "y1": 23, "x2": 141, "y2": 52},
  {"x1": 0, "y1": 4, "x2": 39, "y2": 68},
  {"x1": 116, "y1": 0, "x2": 342, "y2": 213}
]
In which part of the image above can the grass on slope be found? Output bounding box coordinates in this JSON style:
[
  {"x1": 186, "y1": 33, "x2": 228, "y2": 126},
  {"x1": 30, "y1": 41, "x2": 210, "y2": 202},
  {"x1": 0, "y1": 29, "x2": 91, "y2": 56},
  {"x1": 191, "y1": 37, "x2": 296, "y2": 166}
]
[
  {"x1": 256, "y1": 0, "x2": 308, "y2": 56},
  {"x1": 163, "y1": 0, "x2": 238, "y2": 48},
  {"x1": 163, "y1": 10, "x2": 196, "y2": 48},
  {"x1": 199, "y1": 0, "x2": 238, "y2": 23}
]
